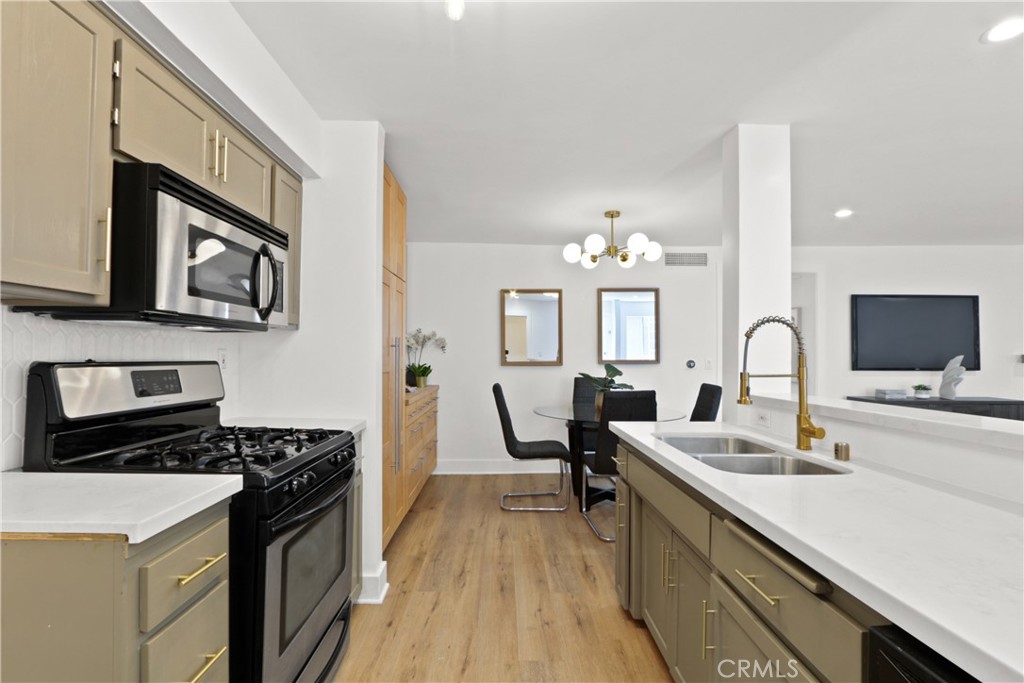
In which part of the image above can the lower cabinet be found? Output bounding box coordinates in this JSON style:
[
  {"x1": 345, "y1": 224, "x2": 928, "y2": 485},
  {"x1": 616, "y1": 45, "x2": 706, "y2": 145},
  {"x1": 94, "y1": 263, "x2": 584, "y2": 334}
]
[
  {"x1": 0, "y1": 503, "x2": 229, "y2": 682},
  {"x1": 622, "y1": 444, "x2": 875, "y2": 683},
  {"x1": 614, "y1": 477, "x2": 632, "y2": 611}
]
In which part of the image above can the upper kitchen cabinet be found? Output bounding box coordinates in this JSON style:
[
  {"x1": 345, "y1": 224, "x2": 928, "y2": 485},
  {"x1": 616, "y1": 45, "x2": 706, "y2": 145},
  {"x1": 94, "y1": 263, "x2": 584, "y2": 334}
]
[
  {"x1": 383, "y1": 163, "x2": 406, "y2": 281},
  {"x1": 1, "y1": 0, "x2": 114, "y2": 305},
  {"x1": 271, "y1": 165, "x2": 303, "y2": 326},
  {"x1": 113, "y1": 37, "x2": 273, "y2": 222}
]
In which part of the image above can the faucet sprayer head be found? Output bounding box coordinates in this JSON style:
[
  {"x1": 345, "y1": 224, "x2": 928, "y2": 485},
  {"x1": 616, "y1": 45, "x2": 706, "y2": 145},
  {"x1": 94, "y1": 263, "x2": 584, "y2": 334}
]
[{"x1": 744, "y1": 315, "x2": 805, "y2": 355}]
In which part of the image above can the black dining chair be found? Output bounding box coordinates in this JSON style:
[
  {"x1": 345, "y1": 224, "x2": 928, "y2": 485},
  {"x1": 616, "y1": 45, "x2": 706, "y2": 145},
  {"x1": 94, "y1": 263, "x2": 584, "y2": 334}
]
[
  {"x1": 583, "y1": 390, "x2": 657, "y2": 540},
  {"x1": 571, "y1": 377, "x2": 599, "y2": 454},
  {"x1": 492, "y1": 383, "x2": 571, "y2": 511},
  {"x1": 690, "y1": 383, "x2": 722, "y2": 422}
]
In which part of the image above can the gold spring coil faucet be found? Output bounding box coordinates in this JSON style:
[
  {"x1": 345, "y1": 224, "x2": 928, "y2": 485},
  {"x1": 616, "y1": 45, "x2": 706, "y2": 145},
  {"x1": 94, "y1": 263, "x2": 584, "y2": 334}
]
[{"x1": 738, "y1": 316, "x2": 825, "y2": 450}]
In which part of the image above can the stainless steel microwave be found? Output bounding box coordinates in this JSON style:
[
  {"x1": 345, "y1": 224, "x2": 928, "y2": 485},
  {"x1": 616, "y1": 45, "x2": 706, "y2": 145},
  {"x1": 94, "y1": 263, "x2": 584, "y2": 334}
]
[{"x1": 18, "y1": 163, "x2": 288, "y2": 331}]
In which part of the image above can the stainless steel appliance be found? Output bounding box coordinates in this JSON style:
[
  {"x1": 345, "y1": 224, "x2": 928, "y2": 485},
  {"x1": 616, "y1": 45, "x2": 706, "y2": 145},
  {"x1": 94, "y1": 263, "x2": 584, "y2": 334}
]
[
  {"x1": 17, "y1": 163, "x2": 288, "y2": 331},
  {"x1": 23, "y1": 360, "x2": 354, "y2": 682}
]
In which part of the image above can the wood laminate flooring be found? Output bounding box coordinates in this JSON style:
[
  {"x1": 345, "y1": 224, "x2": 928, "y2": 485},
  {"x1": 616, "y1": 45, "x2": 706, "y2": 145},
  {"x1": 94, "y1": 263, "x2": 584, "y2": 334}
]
[{"x1": 336, "y1": 474, "x2": 671, "y2": 683}]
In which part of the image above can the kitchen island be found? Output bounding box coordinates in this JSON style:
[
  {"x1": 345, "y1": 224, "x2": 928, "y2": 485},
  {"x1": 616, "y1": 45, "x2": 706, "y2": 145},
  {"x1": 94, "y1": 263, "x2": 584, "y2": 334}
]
[{"x1": 611, "y1": 418, "x2": 1022, "y2": 682}]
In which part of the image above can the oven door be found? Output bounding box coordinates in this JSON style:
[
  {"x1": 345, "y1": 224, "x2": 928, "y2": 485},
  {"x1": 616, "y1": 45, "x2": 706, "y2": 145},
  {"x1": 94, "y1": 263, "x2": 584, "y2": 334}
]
[
  {"x1": 260, "y1": 465, "x2": 354, "y2": 683},
  {"x1": 154, "y1": 191, "x2": 288, "y2": 327}
]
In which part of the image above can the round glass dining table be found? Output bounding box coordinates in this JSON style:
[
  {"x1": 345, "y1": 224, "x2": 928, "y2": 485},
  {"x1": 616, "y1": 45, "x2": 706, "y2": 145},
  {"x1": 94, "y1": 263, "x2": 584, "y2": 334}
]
[{"x1": 533, "y1": 402, "x2": 687, "y2": 510}]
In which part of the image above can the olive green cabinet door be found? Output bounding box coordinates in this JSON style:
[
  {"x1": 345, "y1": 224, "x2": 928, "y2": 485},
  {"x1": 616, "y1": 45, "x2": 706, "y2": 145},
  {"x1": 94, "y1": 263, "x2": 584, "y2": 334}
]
[
  {"x1": 1, "y1": 0, "x2": 113, "y2": 301},
  {"x1": 640, "y1": 504, "x2": 676, "y2": 664},
  {"x1": 615, "y1": 478, "x2": 631, "y2": 610},
  {"x1": 113, "y1": 37, "x2": 217, "y2": 188},
  {"x1": 672, "y1": 536, "x2": 713, "y2": 683},
  {"x1": 271, "y1": 165, "x2": 302, "y2": 325},
  {"x1": 707, "y1": 574, "x2": 818, "y2": 683},
  {"x1": 210, "y1": 116, "x2": 273, "y2": 222}
]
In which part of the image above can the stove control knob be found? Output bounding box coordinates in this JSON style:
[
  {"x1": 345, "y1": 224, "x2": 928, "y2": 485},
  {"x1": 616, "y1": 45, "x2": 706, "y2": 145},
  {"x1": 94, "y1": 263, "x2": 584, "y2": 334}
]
[
  {"x1": 288, "y1": 475, "x2": 311, "y2": 496},
  {"x1": 328, "y1": 453, "x2": 342, "y2": 467}
]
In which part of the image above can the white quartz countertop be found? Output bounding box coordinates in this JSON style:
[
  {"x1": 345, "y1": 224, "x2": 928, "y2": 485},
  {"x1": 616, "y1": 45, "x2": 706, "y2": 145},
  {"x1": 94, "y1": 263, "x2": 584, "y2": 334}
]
[
  {"x1": 0, "y1": 472, "x2": 242, "y2": 543},
  {"x1": 224, "y1": 415, "x2": 367, "y2": 435},
  {"x1": 610, "y1": 420, "x2": 1023, "y2": 682}
]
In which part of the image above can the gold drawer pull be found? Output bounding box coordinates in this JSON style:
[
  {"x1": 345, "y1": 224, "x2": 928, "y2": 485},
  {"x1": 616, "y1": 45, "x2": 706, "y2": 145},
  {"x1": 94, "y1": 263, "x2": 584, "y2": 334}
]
[
  {"x1": 188, "y1": 645, "x2": 227, "y2": 683},
  {"x1": 734, "y1": 569, "x2": 780, "y2": 607},
  {"x1": 701, "y1": 600, "x2": 716, "y2": 660},
  {"x1": 610, "y1": 456, "x2": 625, "y2": 467},
  {"x1": 178, "y1": 553, "x2": 227, "y2": 586}
]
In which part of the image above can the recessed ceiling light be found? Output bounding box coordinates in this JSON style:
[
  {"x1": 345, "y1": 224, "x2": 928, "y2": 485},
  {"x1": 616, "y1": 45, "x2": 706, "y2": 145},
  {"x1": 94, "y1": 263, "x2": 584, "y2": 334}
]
[
  {"x1": 445, "y1": 0, "x2": 465, "y2": 21},
  {"x1": 981, "y1": 17, "x2": 1023, "y2": 43},
  {"x1": 834, "y1": 208, "x2": 854, "y2": 219}
]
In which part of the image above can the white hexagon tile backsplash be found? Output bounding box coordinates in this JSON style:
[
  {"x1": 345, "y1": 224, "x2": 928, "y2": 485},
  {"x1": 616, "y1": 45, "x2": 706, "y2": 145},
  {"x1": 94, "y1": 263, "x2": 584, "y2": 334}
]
[{"x1": 0, "y1": 307, "x2": 240, "y2": 471}]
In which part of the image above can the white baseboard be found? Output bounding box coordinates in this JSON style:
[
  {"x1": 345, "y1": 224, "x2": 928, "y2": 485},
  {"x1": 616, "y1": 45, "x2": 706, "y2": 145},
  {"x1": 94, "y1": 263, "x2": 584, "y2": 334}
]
[
  {"x1": 433, "y1": 459, "x2": 562, "y2": 475},
  {"x1": 353, "y1": 561, "x2": 389, "y2": 604}
]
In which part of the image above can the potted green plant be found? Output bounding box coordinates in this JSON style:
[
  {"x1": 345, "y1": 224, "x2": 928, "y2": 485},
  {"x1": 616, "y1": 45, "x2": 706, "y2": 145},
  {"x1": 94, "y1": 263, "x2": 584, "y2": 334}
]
[
  {"x1": 912, "y1": 384, "x2": 932, "y2": 399},
  {"x1": 406, "y1": 328, "x2": 447, "y2": 388},
  {"x1": 579, "y1": 363, "x2": 634, "y2": 415}
]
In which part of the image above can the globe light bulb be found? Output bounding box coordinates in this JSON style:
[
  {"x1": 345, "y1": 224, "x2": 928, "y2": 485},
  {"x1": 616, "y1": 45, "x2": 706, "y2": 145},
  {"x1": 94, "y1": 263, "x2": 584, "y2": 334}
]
[
  {"x1": 626, "y1": 232, "x2": 649, "y2": 255},
  {"x1": 619, "y1": 251, "x2": 637, "y2": 268},
  {"x1": 562, "y1": 243, "x2": 582, "y2": 263},
  {"x1": 580, "y1": 252, "x2": 599, "y2": 269},
  {"x1": 583, "y1": 233, "x2": 606, "y2": 255},
  {"x1": 643, "y1": 241, "x2": 663, "y2": 262}
]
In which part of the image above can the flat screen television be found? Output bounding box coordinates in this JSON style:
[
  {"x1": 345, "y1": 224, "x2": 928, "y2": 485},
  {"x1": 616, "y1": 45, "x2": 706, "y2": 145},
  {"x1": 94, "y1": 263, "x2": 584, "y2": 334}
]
[{"x1": 851, "y1": 295, "x2": 980, "y2": 371}]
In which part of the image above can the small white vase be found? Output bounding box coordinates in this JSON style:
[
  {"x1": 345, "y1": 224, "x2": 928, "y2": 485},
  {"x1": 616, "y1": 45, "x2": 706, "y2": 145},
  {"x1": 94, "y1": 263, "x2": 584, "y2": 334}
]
[{"x1": 914, "y1": 390, "x2": 930, "y2": 399}]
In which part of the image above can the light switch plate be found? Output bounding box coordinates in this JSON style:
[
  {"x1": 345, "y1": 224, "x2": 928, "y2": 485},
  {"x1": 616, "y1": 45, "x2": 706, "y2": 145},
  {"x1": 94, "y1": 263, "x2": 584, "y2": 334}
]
[{"x1": 755, "y1": 411, "x2": 771, "y2": 429}]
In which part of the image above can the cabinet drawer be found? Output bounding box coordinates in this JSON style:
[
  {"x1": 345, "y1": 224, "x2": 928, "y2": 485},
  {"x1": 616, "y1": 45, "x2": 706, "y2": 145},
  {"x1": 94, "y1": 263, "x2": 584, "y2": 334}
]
[
  {"x1": 141, "y1": 579, "x2": 228, "y2": 683},
  {"x1": 139, "y1": 518, "x2": 229, "y2": 632},
  {"x1": 711, "y1": 518, "x2": 866, "y2": 682},
  {"x1": 614, "y1": 444, "x2": 630, "y2": 480},
  {"x1": 629, "y1": 455, "x2": 710, "y2": 557}
]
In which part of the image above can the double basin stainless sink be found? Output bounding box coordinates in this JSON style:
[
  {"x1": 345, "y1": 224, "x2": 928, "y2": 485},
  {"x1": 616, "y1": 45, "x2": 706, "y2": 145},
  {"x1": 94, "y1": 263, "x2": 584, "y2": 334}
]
[{"x1": 655, "y1": 435, "x2": 849, "y2": 475}]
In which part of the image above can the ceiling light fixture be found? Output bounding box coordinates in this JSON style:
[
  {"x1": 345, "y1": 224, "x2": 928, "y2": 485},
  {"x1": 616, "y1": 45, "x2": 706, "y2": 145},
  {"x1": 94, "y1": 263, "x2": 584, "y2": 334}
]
[
  {"x1": 834, "y1": 208, "x2": 854, "y2": 218},
  {"x1": 981, "y1": 17, "x2": 1023, "y2": 43},
  {"x1": 563, "y1": 210, "x2": 663, "y2": 269},
  {"x1": 445, "y1": 0, "x2": 465, "y2": 21}
]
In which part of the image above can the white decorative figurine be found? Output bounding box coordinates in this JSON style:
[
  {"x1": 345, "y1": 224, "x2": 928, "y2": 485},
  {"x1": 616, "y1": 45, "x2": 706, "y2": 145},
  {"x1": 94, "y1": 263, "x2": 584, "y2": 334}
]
[{"x1": 939, "y1": 355, "x2": 965, "y2": 399}]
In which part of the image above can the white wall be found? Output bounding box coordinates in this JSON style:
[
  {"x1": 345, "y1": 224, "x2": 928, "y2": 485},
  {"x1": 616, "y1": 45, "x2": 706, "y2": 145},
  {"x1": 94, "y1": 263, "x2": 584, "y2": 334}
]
[
  {"x1": 406, "y1": 242, "x2": 722, "y2": 474},
  {"x1": 793, "y1": 245, "x2": 1024, "y2": 399},
  {"x1": 231, "y1": 122, "x2": 387, "y2": 600},
  {"x1": 0, "y1": 309, "x2": 241, "y2": 471}
]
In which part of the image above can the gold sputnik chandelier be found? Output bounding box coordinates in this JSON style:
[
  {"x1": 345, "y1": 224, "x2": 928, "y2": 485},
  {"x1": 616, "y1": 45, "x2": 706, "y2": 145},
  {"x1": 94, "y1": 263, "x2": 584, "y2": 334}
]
[{"x1": 563, "y1": 211, "x2": 663, "y2": 269}]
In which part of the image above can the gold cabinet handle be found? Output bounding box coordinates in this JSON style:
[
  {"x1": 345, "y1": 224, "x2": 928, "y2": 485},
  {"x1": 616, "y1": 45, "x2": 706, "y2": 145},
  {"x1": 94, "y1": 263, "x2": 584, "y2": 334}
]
[
  {"x1": 178, "y1": 553, "x2": 227, "y2": 586},
  {"x1": 103, "y1": 207, "x2": 112, "y2": 272},
  {"x1": 210, "y1": 130, "x2": 221, "y2": 178},
  {"x1": 660, "y1": 543, "x2": 666, "y2": 589},
  {"x1": 188, "y1": 645, "x2": 227, "y2": 683},
  {"x1": 734, "y1": 569, "x2": 780, "y2": 607},
  {"x1": 666, "y1": 550, "x2": 676, "y2": 589},
  {"x1": 701, "y1": 599, "x2": 716, "y2": 660},
  {"x1": 222, "y1": 136, "x2": 229, "y2": 182},
  {"x1": 611, "y1": 456, "x2": 625, "y2": 467}
]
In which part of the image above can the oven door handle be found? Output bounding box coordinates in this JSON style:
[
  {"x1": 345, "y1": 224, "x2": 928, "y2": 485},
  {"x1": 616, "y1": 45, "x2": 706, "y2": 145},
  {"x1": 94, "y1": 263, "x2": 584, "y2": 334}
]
[{"x1": 270, "y1": 467, "x2": 355, "y2": 539}]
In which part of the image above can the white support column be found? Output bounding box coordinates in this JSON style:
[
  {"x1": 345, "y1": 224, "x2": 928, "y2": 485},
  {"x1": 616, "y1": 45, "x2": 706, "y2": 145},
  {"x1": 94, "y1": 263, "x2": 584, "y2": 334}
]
[{"x1": 721, "y1": 125, "x2": 794, "y2": 422}]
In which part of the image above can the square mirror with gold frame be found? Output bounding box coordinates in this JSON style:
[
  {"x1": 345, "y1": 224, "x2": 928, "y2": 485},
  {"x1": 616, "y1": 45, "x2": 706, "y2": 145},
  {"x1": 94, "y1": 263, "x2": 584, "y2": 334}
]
[
  {"x1": 598, "y1": 288, "x2": 659, "y2": 364},
  {"x1": 500, "y1": 289, "x2": 563, "y2": 366}
]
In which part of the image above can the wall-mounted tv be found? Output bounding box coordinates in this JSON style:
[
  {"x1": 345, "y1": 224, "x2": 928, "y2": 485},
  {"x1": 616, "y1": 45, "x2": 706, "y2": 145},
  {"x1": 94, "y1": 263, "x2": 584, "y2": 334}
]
[{"x1": 851, "y1": 295, "x2": 980, "y2": 371}]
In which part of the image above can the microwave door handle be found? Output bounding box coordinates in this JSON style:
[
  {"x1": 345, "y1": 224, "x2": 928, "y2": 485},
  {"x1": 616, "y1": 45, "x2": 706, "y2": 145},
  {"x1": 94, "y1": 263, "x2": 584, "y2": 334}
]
[
  {"x1": 255, "y1": 244, "x2": 276, "y2": 321},
  {"x1": 249, "y1": 249, "x2": 263, "y2": 310},
  {"x1": 267, "y1": 251, "x2": 280, "y2": 313}
]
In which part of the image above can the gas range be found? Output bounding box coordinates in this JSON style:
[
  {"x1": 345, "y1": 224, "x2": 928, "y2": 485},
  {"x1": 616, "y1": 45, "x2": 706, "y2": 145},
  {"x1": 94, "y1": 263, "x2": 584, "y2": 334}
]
[{"x1": 22, "y1": 360, "x2": 356, "y2": 682}]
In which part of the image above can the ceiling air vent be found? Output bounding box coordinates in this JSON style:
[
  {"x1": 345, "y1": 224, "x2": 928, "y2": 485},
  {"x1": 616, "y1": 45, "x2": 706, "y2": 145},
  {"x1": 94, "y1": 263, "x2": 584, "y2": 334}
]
[{"x1": 664, "y1": 252, "x2": 708, "y2": 267}]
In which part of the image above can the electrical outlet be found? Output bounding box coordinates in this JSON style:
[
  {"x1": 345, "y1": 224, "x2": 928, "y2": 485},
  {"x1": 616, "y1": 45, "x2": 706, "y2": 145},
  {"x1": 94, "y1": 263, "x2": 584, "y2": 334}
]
[
  {"x1": 755, "y1": 411, "x2": 771, "y2": 429},
  {"x1": 217, "y1": 349, "x2": 228, "y2": 371}
]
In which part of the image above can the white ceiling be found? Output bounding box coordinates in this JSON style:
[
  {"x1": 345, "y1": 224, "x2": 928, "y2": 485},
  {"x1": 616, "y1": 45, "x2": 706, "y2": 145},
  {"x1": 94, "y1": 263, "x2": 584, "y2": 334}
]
[{"x1": 233, "y1": 1, "x2": 1023, "y2": 248}]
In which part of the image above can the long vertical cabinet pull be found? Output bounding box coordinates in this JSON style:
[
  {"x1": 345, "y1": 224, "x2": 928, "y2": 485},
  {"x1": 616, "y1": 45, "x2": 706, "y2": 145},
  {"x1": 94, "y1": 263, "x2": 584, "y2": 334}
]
[
  {"x1": 660, "y1": 543, "x2": 667, "y2": 591},
  {"x1": 103, "y1": 207, "x2": 112, "y2": 272},
  {"x1": 701, "y1": 599, "x2": 716, "y2": 660},
  {"x1": 666, "y1": 550, "x2": 677, "y2": 589},
  {"x1": 222, "y1": 136, "x2": 229, "y2": 182},
  {"x1": 394, "y1": 337, "x2": 402, "y2": 472},
  {"x1": 210, "y1": 130, "x2": 221, "y2": 178}
]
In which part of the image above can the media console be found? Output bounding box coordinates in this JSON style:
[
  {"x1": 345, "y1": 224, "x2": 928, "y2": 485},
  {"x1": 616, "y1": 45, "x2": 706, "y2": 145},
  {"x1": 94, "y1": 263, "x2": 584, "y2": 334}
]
[{"x1": 846, "y1": 396, "x2": 1024, "y2": 421}]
